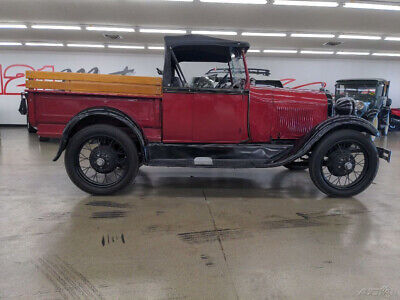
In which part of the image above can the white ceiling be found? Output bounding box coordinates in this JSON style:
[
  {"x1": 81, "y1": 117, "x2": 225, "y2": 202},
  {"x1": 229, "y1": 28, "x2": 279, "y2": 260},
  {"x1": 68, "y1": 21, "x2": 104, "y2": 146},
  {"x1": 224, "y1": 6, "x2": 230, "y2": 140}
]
[{"x1": 1, "y1": 0, "x2": 400, "y2": 58}]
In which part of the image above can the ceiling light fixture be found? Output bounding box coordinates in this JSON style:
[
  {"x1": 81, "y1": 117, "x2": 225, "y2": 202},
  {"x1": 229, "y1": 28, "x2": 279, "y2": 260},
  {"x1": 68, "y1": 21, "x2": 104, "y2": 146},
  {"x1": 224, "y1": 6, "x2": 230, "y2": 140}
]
[
  {"x1": 291, "y1": 33, "x2": 335, "y2": 38},
  {"x1": 191, "y1": 30, "x2": 237, "y2": 35},
  {"x1": 385, "y1": 37, "x2": 400, "y2": 41},
  {"x1": 338, "y1": 34, "x2": 381, "y2": 40},
  {"x1": 242, "y1": 32, "x2": 287, "y2": 37},
  {"x1": 273, "y1": 1, "x2": 339, "y2": 7},
  {"x1": 336, "y1": 51, "x2": 370, "y2": 56},
  {"x1": 107, "y1": 45, "x2": 145, "y2": 49},
  {"x1": 200, "y1": 0, "x2": 266, "y2": 4},
  {"x1": 140, "y1": 28, "x2": 187, "y2": 34},
  {"x1": 0, "y1": 42, "x2": 22, "y2": 46},
  {"x1": 0, "y1": 24, "x2": 27, "y2": 29},
  {"x1": 148, "y1": 46, "x2": 165, "y2": 50},
  {"x1": 263, "y1": 49, "x2": 298, "y2": 53},
  {"x1": 86, "y1": 26, "x2": 135, "y2": 32},
  {"x1": 372, "y1": 53, "x2": 400, "y2": 57},
  {"x1": 31, "y1": 25, "x2": 81, "y2": 30},
  {"x1": 67, "y1": 43, "x2": 104, "y2": 48},
  {"x1": 25, "y1": 42, "x2": 64, "y2": 47},
  {"x1": 301, "y1": 50, "x2": 334, "y2": 54},
  {"x1": 344, "y1": 2, "x2": 400, "y2": 11},
  {"x1": 247, "y1": 49, "x2": 261, "y2": 53}
]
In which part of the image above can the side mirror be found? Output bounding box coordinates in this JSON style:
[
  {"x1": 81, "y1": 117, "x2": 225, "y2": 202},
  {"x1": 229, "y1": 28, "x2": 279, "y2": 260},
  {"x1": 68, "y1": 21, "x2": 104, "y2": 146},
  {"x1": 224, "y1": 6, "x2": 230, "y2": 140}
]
[{"x1": 156, "y1": 68, "x2": 163, "y2": 75}]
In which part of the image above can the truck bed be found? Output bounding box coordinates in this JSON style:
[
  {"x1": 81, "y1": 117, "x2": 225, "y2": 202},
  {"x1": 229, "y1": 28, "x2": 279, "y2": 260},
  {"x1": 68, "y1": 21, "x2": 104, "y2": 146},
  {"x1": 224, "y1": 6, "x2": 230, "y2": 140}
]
[
  {"x1": 23, "y1": 71, "x2": 163, "y2": 141},
  {"x1": 25, "y1": 90, "x2": 162, "y2": 141}
]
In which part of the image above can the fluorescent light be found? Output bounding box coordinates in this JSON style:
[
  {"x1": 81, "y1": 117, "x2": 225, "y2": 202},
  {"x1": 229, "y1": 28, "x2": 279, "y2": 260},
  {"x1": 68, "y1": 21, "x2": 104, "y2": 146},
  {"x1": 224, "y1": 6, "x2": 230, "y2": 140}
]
[
  {"x1": 67, "y1": 43, "x2": 104, "y2": 48},
  {"x1": 337, "y1": 51, "x2": 370, "y2": 56},
  {"x1": 242, "y1": 32, "x2": 287, "y2": 37},
  {"x1": 301, "y1": 50, "x2": 334, "y2": 54},
  {"x1": 140, "y1": 28, "x2": 186, "y2": 34},
  {"x1": 148, "y1": 46, "x2": 165, "y2": 50},
  {"x1": 247, "y1": 49, "x2": 261, "y2": 53},
  {"x1": 372, "y1": 53, "x2": 400, "y2": 57},
  {"x1": 32, "y1": 25, "x2": 81, "y2": 30},
  {"x1": 108, "y1": 45, "x2": 145, "y2": 49},
  {"x1": 273, "y1": 1, "x2": 338, "y2": 7},
  {"x1": 166, "y1": 0, "x2": 193, "y2": 1},
  {"x1": 338, "y1": 34, "x2": 381, "y2": 40},
  {"x1": 0, "y1": 42, "x2": 22, "y2": 46},
  {"x1": 385, "y1": 37, "x2": 400, "y2": 41},
  {"x1": 25, "y1": 42, "x2": 64, "y2": 47},
  {"x1": 200, "y1": 0, "x2": 266, "y2": 4},
  {"x1": 264, "y1": 49, "x2": 298, "y2": 53},
  {"x1": 191, "y1": 30, "x2": 237, "y2": 36},
  {"x1": 0, "y1": 24, "x2": 27, "y2": 29},
  {"x1": 86, "y1": 26, "x2": 135, "y2": 32},
  {"x1": 291, "y1": 33, "x2": 335, "y2": 38},
  {"x1": 344, "y1": 2, "x2": 400, "y2": 11}
]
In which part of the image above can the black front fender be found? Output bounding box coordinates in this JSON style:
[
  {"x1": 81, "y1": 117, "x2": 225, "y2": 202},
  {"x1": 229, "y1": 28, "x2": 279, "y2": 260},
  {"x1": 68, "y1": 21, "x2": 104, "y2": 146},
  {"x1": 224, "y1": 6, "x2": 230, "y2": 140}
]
[
  {"x1": 272, "y1": 116, "x2": 379, "y2": 167},
  {"x1": 53, "y1": 107, "x2": 146, "y2": 161}
]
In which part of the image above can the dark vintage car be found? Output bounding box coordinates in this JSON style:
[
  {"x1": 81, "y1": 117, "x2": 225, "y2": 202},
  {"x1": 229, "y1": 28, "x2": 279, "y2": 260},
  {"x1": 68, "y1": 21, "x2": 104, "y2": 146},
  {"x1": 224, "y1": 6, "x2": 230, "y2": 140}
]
[
  {"x1": 20, "y1": 35, "x2": 391, "y2": 197},
  {"x1": 335, "y1": 79, "x2": 392, "y2": 135}
]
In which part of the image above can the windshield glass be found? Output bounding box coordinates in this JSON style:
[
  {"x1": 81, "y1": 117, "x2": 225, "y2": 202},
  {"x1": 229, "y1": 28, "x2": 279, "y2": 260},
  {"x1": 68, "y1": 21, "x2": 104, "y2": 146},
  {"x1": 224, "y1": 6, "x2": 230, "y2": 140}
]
[
  {"x1": 173, "y1": 50, "x2": 247, "y2": 90},
  {"x1": 229, "y1": 54, "x2": 246, "y2": 86},
  {"x1": 336, "y1": 83, "x2": 377, "y2": 102}
]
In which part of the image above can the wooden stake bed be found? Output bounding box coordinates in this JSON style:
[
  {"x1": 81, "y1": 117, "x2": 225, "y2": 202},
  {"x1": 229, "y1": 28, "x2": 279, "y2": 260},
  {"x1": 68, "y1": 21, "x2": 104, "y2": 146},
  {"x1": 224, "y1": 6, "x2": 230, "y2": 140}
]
[{"x1": 25, "y1": 71, "x2": 162, "y2": 97}]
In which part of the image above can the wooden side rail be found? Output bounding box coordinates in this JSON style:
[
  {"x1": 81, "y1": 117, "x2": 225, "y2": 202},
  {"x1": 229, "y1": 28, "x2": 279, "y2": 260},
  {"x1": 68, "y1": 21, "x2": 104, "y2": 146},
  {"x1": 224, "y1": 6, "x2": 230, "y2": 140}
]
[{"x1": 26, "y1": 71, "x2": 162, "y2": 97}]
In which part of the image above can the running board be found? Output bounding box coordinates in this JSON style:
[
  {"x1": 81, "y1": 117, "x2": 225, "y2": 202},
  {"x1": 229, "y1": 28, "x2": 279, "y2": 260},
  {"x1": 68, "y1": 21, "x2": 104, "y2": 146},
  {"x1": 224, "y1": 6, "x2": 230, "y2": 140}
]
[{"x1": 145, "y1": 143, "x2": 293, "y2": 168}]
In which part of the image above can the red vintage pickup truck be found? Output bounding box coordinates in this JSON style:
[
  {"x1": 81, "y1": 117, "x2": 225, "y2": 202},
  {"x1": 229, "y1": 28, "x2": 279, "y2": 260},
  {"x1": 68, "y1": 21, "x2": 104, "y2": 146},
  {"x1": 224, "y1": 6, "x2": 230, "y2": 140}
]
[{"x1": 20, "y1": 34, "x2": 391, "y2": 196}]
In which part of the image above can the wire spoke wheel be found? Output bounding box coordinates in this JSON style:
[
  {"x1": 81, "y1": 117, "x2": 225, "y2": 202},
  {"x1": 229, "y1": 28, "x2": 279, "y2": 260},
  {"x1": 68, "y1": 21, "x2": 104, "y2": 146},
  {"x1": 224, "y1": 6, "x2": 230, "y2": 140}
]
[
  {"x1": 321, "y1": 141, "x2": 367, "y2": 189},
  {"x1": 309, "y1": 130, "x2": 379, "y2": 197},
  {"x1": 65, "y1": 124, "x2": 138, "y2": 195},
  {"x1": 77, "y1": 136, "x2": 128, "y2": 187}
]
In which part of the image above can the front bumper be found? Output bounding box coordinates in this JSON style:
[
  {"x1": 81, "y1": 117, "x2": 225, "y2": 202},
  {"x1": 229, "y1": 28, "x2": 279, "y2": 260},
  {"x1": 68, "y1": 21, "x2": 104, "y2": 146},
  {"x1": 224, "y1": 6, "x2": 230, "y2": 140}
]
[{"x1": 377, "y1": 147, "x2": 391, "y2": 162}]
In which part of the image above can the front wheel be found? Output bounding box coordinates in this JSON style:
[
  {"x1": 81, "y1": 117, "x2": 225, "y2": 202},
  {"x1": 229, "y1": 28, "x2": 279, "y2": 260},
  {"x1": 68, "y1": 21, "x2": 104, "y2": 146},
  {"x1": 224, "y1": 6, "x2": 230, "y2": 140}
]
[
  {"x1": 65, "y1": 124, "x2": 139, "y2": 195},
  {"x1": 309, "y1": 129, "x2": 379, "y2": 197}
]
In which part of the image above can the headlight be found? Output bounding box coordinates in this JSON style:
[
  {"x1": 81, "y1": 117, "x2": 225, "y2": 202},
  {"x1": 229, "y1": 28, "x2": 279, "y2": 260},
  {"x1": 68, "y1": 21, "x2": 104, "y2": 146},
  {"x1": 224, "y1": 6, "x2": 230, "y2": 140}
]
[{"x1": 354, "y1": 100, "x2": 366, "y2": 112}]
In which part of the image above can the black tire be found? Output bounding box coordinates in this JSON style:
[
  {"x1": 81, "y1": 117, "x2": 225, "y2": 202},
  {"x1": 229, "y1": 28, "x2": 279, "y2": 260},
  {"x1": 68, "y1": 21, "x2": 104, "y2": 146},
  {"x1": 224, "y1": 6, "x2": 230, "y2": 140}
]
[
  {"x1": 65, "y1": 124, "x2": 139, "y2": 195},
  {"x1": 309, "y1": 129, "x2": 379, "y2": 197}
]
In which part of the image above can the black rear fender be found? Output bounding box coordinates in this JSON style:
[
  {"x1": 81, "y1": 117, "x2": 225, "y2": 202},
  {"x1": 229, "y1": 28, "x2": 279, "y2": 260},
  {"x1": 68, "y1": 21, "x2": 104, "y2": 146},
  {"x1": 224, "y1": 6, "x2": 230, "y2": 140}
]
[{"x1": 53, "y1": 107, "x2": 146, "y2": 162}]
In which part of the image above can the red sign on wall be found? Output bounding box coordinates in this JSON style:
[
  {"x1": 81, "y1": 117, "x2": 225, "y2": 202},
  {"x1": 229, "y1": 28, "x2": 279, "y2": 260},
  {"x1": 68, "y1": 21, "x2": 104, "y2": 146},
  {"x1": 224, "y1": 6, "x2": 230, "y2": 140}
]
[{"x1": 0, "y1": 64, "x2": 54, "y2": 95}]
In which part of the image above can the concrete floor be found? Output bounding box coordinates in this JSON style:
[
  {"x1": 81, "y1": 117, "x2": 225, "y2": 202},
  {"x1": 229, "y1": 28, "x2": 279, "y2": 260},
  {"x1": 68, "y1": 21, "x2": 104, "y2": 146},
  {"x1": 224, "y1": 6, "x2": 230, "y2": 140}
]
[{"x1": 0, "y1": 127, "x2": 399, "y2": 299}]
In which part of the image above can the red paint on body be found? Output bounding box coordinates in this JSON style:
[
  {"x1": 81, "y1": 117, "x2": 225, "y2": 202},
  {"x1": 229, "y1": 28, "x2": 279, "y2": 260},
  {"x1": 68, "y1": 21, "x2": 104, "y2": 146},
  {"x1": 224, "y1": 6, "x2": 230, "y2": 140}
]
[
  {"x1": 27, "y1": 90, "x2": 162, "y2": 141},
  {"x1": 27, "y1": 86, "x2": 328, "y2": 143}
]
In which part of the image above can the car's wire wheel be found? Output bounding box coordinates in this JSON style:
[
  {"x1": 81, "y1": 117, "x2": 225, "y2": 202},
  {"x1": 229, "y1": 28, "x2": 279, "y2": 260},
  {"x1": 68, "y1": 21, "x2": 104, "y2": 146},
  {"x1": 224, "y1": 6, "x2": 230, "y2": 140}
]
[
  {"x1": 321, "y1": 141, "x2": 368, "y2": 189},
  {"x1": 309, "y1": 129, "x2": 379, "y2": 197},
  {"x1": 65, "y1": 124, "x2": 138, "y2": 195},
  {"x1": 77, "y1": 136, "x2": 128, "y2": 187}
]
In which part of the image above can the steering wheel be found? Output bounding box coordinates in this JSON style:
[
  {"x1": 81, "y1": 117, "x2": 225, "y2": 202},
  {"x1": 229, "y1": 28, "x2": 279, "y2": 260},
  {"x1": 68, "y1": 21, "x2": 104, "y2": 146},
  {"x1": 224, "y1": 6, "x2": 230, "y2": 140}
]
[
  {"x1": 195, "y1": 76, "x2": 214, "y2": 88},
  {"x1": 216, "y1": 73, "x2": 229, "y2": 89}
]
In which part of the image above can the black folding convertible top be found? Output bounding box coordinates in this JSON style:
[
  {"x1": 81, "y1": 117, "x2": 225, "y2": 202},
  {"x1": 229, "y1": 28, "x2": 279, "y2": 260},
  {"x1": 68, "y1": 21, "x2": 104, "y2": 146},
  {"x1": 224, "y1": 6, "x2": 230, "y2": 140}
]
[
  {"x1": 163, "y1": 34, "x2": 250, "y2": 86},
  {"x1": 164, "y1": 34, "x2": 250, "y2": 62}
]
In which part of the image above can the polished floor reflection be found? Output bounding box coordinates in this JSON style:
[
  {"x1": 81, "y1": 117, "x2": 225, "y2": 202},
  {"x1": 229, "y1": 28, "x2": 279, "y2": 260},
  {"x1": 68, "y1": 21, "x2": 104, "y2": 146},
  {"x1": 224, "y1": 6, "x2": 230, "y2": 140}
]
[{"x1": 1, "y1": 127, "x2": 400, "y2": 299}]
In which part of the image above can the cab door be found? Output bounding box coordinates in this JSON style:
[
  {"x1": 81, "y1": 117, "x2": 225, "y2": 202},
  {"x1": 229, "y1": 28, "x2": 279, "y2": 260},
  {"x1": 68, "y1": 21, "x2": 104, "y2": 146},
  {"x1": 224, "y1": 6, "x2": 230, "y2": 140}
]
[
  {"x1": 192, "y1": 90, "x2": 248, "y2": 143},
  {"x1": 162, "y1": 89, "x2": 248, "y2": 143},
  {"x1": 162, "y1": 90, "x2": 194, "y2": 143}
]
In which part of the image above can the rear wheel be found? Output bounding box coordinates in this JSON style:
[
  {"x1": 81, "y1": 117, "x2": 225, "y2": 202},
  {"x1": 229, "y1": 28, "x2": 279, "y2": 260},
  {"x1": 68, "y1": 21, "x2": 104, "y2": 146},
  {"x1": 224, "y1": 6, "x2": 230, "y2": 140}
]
[
  {"x1": 65, "y1": 124, "x2": 138, "y2": 195},
  {"x1": 309, "y1": 129, "x2": 379, "y2": 197}
]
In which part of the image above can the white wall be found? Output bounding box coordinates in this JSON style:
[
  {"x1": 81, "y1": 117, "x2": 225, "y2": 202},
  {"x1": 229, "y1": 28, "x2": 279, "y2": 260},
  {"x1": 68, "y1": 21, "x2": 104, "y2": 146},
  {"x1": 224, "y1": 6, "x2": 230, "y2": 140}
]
[{"x1": 1, "y1": 50, "x2": 400, "y2": 124}]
